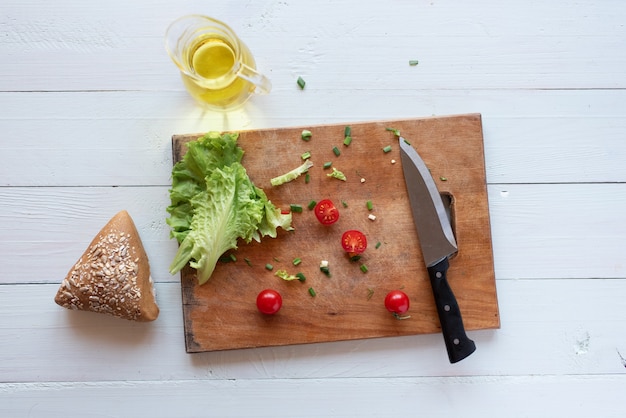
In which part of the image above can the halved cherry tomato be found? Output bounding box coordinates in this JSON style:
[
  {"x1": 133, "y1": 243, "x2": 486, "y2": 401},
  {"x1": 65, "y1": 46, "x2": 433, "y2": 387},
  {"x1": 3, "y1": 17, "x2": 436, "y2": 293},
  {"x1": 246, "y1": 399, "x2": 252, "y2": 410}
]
[
  {"x1": 256, "y1": 289, "x2": 282, "y2": 315},
  {"x1": 384, "y1": 290, "x2": 410, "y2": 316},
  {"x1": 314, "y1": 199, "x2": 339, "y2": 225},
  {"x1": 341, "y1": 229, "x2": 367, "y2": 258}
]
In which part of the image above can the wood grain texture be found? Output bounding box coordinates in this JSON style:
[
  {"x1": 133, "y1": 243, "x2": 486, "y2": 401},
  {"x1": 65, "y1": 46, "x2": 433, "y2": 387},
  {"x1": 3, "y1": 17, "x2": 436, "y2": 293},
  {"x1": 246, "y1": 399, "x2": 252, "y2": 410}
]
[
  {"x1": 2, "y1": 0, "x2": 626, "y2": 416},
  {"x1": 2, "y1": 375, "x2": 625, "y2": 418},
  {"x1": 4, "y1": 183, "x2": 626, "y2": 284},
  {"x1": 1, "y1": 280, "x2": 624, "y2": 383},
  {"x1": 1, "y1": 1, "x2": 624, "y2": 91},
  {"x1": 2, "y1": 89, "x2": 626, "y2": 186},
  {"x1": 171, "y1": 114, "x2": 499, "y2": 352}
]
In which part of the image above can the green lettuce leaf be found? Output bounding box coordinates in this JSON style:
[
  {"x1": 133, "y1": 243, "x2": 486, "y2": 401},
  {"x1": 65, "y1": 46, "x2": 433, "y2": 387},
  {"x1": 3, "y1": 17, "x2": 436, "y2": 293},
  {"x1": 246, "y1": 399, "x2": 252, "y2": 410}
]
[
  {"x1": 166, "y1": 132, "x2": 292, "y2": 285},
  {"x1": 252, "y1": 186, "x2": 294, "y2": 241}
]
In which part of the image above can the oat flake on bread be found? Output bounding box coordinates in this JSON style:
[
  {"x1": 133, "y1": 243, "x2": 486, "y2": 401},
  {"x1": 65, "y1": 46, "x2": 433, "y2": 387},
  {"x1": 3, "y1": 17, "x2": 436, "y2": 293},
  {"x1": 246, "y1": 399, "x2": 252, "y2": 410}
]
[{"x1": 54, "y1": 210, "x2": 159, "y2": 321}]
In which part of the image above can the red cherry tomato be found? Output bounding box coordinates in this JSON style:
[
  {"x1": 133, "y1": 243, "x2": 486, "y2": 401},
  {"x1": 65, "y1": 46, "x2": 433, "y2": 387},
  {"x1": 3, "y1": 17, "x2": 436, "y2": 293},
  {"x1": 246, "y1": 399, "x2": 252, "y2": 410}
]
[
  {"x1": 256, "y1": 289, "x2": 282, "y2": 315},
  {"x1": 341, "y1": 230, "x2": 367, "y2": 258},
  {"x1": 314, "y1": 199, "x2": 340, "y2": 225},
  {"x1": 384, "y1": 290, "x2": 410, "y2": 315}
]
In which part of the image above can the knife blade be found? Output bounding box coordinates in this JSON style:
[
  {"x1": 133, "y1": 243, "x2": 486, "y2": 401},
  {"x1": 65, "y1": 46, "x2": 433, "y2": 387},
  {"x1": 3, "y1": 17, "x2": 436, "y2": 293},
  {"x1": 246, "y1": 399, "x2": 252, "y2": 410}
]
[{"x1": 398, "y1": 136, "x2": 476, "y2": 363}]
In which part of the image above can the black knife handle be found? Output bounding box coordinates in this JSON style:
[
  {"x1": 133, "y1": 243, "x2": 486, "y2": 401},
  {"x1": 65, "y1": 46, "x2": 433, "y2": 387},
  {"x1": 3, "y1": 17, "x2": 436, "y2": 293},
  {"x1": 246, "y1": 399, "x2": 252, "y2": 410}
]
[{"x1": 427, "y1": 257, "x2": 476, "y2": 363}]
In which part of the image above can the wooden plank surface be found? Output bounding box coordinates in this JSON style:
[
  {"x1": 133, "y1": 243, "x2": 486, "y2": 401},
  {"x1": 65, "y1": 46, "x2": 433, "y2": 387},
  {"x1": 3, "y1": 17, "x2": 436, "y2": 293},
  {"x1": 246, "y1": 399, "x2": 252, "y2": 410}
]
[
  {"x1": 3, "y1": 0, "x2": 626, "y2": 416},
  {"x1": 3, "y1": 375, "x2": 625, "y2": 418},
  {"x1": 172, "y1": 114, "x2": 499, "y2": 352},
  {"x1": 4, "y1": 89, "x2": 626, "y2": 187}
]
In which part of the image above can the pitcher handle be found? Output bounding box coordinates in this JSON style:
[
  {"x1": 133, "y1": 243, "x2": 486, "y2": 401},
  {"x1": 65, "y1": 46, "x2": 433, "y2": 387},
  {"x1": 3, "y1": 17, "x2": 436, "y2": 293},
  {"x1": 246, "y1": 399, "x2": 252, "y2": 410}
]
[{"x1": 238, "y1": 64, "x2": 272, "y2": 95}]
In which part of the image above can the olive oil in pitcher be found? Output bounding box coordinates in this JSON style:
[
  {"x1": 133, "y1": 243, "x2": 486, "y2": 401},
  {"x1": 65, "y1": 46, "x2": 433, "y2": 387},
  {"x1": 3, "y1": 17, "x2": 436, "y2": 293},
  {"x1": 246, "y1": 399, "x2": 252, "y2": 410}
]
[
  {"x1": 181, "y1": 36, "x2": 256, "y2": 108},
  {"x1": 165, "y1": 15, "x2": 271, "y2": 110}
]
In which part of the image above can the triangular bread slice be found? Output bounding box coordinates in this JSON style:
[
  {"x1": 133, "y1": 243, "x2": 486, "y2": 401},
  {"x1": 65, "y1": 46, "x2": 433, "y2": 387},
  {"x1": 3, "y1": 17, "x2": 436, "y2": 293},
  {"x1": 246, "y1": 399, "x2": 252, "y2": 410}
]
[{"x1": 55, "y1": 210, "x2": 159, "y2": 321}]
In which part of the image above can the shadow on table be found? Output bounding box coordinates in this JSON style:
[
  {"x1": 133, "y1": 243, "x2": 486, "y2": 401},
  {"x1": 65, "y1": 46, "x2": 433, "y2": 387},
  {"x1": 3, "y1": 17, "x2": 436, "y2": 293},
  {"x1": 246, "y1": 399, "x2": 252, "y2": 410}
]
[
  {"x1": 63, "y1": 308, "x2": 158, "y2": 348},
  {"x1": 185, "y1": 329, "x2": 499, "y2": 377}
]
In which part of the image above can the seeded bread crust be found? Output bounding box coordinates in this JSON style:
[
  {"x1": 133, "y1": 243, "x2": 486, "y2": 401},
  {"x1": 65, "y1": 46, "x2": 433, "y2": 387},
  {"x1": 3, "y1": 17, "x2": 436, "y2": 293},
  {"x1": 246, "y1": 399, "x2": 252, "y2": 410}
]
[{"x1": 54, "y1": 210, "x2": 159, "y2": 321}]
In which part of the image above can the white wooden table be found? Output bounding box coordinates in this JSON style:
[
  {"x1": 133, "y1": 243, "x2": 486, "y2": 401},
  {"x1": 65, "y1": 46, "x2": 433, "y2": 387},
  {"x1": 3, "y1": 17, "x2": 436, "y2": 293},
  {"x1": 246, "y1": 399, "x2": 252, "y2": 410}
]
[{"x1": 2, "y1": 1, "x2": 625, "y2": 416}]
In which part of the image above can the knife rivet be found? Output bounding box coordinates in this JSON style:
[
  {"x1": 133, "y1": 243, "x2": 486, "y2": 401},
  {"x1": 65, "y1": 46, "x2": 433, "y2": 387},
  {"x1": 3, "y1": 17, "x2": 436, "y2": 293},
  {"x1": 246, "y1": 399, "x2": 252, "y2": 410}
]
[
  {"x1": 453, "y1": 338, "x2": 460, "y2": 345},
  {"x1": 444, "y1": 304, "x2": 450, "y2": 312},
  {"x1": 436, "y1": 272, "x2": 442, "y2": 278}
]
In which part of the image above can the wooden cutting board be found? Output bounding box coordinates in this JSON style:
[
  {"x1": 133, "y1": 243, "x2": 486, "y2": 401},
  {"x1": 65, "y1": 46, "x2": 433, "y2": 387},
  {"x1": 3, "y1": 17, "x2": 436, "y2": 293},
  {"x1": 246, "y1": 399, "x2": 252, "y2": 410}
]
[{"x1": 172, "y1": 113, "x2": 499, "y2": 353}]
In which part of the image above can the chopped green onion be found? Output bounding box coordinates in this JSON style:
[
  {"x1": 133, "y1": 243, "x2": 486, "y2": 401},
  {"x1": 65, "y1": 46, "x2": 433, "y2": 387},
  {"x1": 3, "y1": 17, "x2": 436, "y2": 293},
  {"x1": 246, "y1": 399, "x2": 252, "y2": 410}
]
[
  {"x1": 343, "y1": 126, "x2": 353, "y2": 146},
  {"x1": 382, "y1": 145, "x2": 392, "y2": 153},
  {"x1": 290, "y1": 204, "x2": 303, "y2": 213},
  {"x1": 375, "y1": 241, "x2": 382, "y2": 249},
  {"x1": 409, "y1": 60, "x2": 419, "y2": 66},
  {"x1": 230, "y1": 253, "x2": 237, "y2": 262},
  {"x1": 296, "y1": 272, "x2": 306, "y2": 282},
  {"x1": 308, "y1": 287, "x2": 316, "y2": 297},
  {"x1": 403, "y1": 138, "x2": 411, "y2": 145},
  {"x1": 367, "y1": 288, "x2": 374, "y2": 300},
  {"x1": 293, "y1": 257, "x2": 302, "y2": 266},
  {"x1": 366, "y1": 200, "x2": 373, "y2": 211},
  {"x1": 440, "y1": 176, "x2": 448, "y2": 181},
  {"x1": 319, "y1": 261, "x2": 330, "y2": 277},
  {"x1": 308, "y1": 200, "x2": 317, "y2": 210},
  {"x1": 360, "y1": 264, "x2": 369, "y2": 273},
  {"x1": 305, "y1": 173, "x2": 311, "y2": 183},
  {"x1": 301, "y1": 130, "x2": 312, "y2": 140},
  {"x1": 323, "y1": 161, "x2": 332, "y2": 169},
  {"x1": 327, "y1": 167, "x2": 347, "y2": 181},
  {"x1": 244, "y1": 257, "x2": 252, "y2": 266},
  {"x1": 333, "y1": 146, "x2": 341, "y2": 156},
  {"x1": 265, "y1": 263, "x2": 274, "y2": 271},
  {"x1": 386, "y1": 127, "x2": 401, "y2": 137},
  {"x1": 276, "y1": 269, "x2": 300, "y2": 281},
  {"x1": 297, "y1": 76, "x2": 306, "y2": 89},
  {"x1": 301, "y1": 151, "x2": 311, "y2": 160},
  {"x1": 341, "y1": 200, "x2": 348, "y2": 208}
]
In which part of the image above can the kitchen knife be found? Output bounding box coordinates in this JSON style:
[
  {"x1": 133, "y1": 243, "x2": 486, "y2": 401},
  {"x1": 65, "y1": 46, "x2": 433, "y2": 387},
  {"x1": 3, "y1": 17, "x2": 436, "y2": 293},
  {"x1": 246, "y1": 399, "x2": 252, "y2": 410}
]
[{"x1": 398, "y1": 136, "x2": 476, "y2": 363}]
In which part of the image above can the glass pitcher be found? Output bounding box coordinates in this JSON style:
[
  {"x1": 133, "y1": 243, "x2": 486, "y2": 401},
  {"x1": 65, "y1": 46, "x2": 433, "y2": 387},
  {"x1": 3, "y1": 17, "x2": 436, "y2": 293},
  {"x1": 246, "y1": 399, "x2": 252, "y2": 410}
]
[{"x1": 165, "y1": 15, "x2": 272, "y2": 110}]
